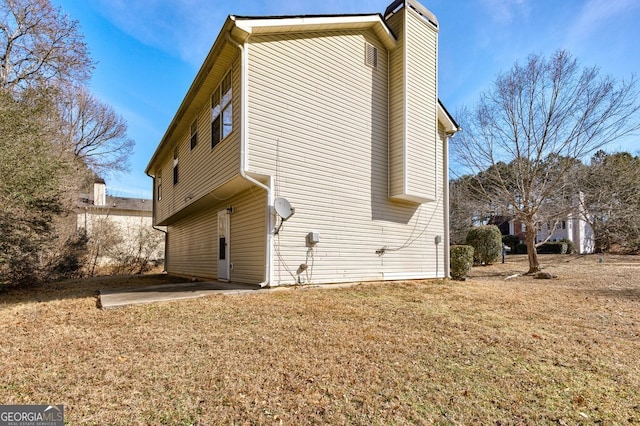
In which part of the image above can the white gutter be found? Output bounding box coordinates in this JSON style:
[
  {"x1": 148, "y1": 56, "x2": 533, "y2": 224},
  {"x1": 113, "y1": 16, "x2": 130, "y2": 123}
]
[
  {"x1": 443, "y1": 132, "x2": 450, "y2": 278},
  {"x1": 226, "y1": 31, "x2": 274, "y2": 288}
]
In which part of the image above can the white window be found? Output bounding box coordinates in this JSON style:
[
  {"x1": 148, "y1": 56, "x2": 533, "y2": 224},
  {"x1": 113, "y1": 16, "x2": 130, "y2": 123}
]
[
  {"x1": 190, "y1": 119, "x2": 198, "y2": 150},
  {"x1": 156, "y1": 172, "x2": 162, "y2": 201},
  {"x1": 173, "y1": 146, "x2": 179, "y2": 185},
  {"x1": 212, "y1": 69, "x2": 233, "y2": 149}
]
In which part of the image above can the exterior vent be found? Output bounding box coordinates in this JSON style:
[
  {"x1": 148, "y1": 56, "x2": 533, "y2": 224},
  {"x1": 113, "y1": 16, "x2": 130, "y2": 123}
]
[{"x1": 365, "y1": 42, "x2": 378, "y2": 69}]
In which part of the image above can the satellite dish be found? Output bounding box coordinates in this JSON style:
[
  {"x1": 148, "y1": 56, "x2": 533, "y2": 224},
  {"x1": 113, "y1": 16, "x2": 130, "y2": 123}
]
[{"x1": 274, "y1": 197, "x2": 293, "y2": 220}]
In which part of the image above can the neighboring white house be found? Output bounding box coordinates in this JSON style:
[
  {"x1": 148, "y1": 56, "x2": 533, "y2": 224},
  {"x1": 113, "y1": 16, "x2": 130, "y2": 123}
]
[
  {"x1": 506, "y1": 214, "x2": 595, "y2": 255},
  {"x1": 77, "y1": 181, "x2": 165, "y2": 266},
  {"x1": 145, "y1": 0, "x2": 459, "y2": 286},
  {"x1": 533, "y1": 216, "x2": 595, "y2": 254}
]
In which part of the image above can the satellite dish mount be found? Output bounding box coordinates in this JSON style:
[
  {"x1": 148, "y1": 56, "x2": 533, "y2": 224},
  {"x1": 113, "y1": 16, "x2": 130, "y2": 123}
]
[{"x1": 273, "y1": 197, "x2": 295, "y2": 235}]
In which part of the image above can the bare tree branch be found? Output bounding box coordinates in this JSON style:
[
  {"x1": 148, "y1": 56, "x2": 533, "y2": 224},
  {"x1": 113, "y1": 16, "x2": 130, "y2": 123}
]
[
  {"x1": 452, "y1": 50, "x2": 640, "y2": 273},
  {"x1": 57, "y1": 84, "x2": 134, "y2": 175},
  {"x1": 0, "y1": 0, "x2": 93, "y2": 91}
]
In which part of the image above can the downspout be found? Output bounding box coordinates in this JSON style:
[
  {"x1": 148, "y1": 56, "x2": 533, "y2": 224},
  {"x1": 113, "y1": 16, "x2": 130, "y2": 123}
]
[
  {"x1": 443, "y1": 133, "x2": 451, "y2": 278},
  {"x1": 153, "y1": 224, "x2": 168, "y2": 273},
  {"x1": 147, "y1": 171, "x2": 169, "y2": 272},
  {"x1": 226, "y1": 31, "x2": 273, "y2": 288},
  {"x1": 443, "y1": 127, "x2": 460, "y2": 278}
]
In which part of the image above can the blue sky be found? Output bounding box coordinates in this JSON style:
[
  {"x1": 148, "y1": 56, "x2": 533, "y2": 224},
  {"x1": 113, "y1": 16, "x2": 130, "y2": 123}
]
[{"x1": 53, "y1": 0, "x2": 640, "y2": 198}]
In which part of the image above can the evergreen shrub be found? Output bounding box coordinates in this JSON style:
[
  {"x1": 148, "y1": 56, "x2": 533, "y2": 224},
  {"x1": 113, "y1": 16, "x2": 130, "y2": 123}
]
[
  {"x1": 450, "y1": 245, "x2": 474, "y2": 281},
  {"x1": 465, "y1": 225, "x2": 502, "y2": 265}
]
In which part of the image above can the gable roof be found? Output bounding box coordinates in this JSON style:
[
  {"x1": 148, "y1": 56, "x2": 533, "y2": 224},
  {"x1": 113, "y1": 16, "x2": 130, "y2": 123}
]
[
  {"x1": 145, "y1": 6, "x2": 459, "y2": 174},
  {"x1": 437, "y1": 99, "x2": 460, "y2": 135},
  {"x1": 145, "y1": 12, "x2": 397, "y2": 175}
]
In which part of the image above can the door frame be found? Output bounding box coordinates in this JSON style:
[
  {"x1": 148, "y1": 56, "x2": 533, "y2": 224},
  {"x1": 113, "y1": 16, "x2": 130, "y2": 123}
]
[{"x1": 217, "y1": 209, "x2": 230, "y2": 281}]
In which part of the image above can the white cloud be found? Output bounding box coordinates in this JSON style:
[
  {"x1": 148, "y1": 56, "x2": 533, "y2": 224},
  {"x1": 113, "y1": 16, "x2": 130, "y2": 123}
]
[
  {"x1": 566, "y1": 0, "x2": 640, "y2": 47},
  {"x1": 479, "y1": 0, "x2": 530, "y2": 25},
  {"x1": 93, "y1": 0, "x2": 230, "y2": 66},
  {"x1": 90, "y1": 0, "x2": 392, "y2": 67}
]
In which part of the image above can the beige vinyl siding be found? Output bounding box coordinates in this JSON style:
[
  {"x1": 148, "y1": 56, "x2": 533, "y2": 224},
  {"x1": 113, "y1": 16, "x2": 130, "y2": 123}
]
[
  {"x1": 246, "y1": 28, "x2": 446, "y2": 285},
  {"x1": 166, "y1": 188, "x2": 265, "y2": 283},
  {"x1": 387, "y1": 6, "x2": 438, "y2": 203},
  {"x1": 153, "y1": 56, "x2": 241, "y2": 226},
  {"x1": 166, "y1": 207, "x2": 216, "y2": 279},
  {"x1": 226, "y1": 188, "x2": 266, "y2": 284},
  {"x1": 386, "y1": 11, "x2": 406, "y2": 200},
  {"x1": 405, "y1": 7, "x2": 438, "y2": 200}
]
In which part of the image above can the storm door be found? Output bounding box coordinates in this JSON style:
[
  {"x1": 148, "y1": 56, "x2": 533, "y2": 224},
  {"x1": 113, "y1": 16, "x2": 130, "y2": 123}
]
[{"x1": 217, "y1": 210, "x2": 230, "y2": 281}]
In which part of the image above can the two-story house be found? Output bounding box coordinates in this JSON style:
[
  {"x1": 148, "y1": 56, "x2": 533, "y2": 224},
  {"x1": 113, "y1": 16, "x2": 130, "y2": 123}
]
[{"x1": 145, "y1": 0, "x2": 459, "y2": 286}]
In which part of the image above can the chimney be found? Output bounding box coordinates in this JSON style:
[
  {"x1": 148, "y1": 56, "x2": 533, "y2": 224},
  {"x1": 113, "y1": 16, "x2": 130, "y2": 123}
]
[
  {"x1": 93, "y1": 179, "x2": 106, "y2": 206},
  {"x1": 385, "y1": 0, "x2": 440, "y2": 204}
]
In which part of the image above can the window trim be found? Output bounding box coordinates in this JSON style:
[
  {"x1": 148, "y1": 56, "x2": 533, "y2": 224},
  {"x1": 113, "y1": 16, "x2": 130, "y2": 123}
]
[
  {"x1": 173, "y1": 146, "x2": 179, "y2": 186},
  {"x1": 211, "y1": 68, "x2": 233, "y2": 149},
  {"x1": 190, "y1": 119, "x2": 198, "y2": 150},
  {"x1": 156, "y1": 174, "x2": 162, "y2": 201}
]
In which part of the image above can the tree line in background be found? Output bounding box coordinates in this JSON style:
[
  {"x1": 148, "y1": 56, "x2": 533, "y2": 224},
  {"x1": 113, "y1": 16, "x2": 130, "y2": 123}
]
[
  {"x1": 451, "y1": 150, "x2": 640, "y2": 255},
  {"x1": 0, "y1": 0, "x2": 135, "y2": 287},
  {"x1": 450, "y1": 50, "x2": 640, "y2": 273}
]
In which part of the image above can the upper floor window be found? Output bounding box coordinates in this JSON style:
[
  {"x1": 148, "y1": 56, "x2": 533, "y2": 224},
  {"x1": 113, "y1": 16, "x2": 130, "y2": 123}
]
[
  {"x1": 190, "y1": 119, "x2": 198, "y2": 150},
  {"x1": 211, "y1": 69, "x2": 233, "y2": 149},
  {"x1": 173, "y1": 146, "x2": 179, "y2": 185},
  {"x1": 156, "y1": 172, "x2": 162, "y2": 201}
]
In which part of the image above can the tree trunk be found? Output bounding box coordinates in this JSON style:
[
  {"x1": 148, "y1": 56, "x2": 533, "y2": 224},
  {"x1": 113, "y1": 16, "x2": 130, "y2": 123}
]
[{"x1": 525, "y1": 220, "x2": 540, "y2": 273}]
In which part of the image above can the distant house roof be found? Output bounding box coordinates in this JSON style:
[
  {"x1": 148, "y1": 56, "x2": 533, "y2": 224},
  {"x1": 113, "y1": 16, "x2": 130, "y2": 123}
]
[
  {"x1": 77, "y1": 194, "x2": 152, "y2": 213},
  {"x1": 104, "y1": 196, "x2": 152, "y2": 212}
]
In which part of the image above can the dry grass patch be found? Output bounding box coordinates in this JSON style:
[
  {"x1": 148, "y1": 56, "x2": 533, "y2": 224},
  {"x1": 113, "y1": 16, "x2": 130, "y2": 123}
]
[{"x1": 1, "y1": 255, "x2": 639, "y2": 424}]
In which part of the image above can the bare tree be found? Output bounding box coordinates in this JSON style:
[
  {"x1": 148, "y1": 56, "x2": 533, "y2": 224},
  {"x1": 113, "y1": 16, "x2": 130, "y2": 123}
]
[
  {"x1": 452, "y1": 50, "x2": 640, "y2": 273},
  {"x1": 0, "y1": 1, "x2": 134, "y2": 286},
  {"x1": 58, "y1": 84, "x2": 134, "y2": 174},
  {"x1": 449, "y1": 175, "x2": 490, "y2": 244},
  {"x1": 576, "y1": 150, "x2": 640, "y2": 253},
  {"x1": 84, "y1": 215, "x2": 164, "y2": 276},
  {"x1": 0, "y1": 0, "x2": 92, "y2": 91}
]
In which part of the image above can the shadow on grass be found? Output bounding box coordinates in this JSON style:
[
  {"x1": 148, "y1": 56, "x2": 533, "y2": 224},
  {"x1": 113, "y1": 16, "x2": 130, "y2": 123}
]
[
  {"x1": 0, "y1": 274, "x2": 190, "y2": 306},
  {"x1": 579, "y1": 287, "x2": 640, "y2": 301}
]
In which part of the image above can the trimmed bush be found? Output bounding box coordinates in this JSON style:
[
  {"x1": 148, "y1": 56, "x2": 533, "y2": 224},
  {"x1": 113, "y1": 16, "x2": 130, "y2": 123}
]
[
  {"x1": 450, "y1": 245, "x2": 474, "y2": 280},
  {"x1": 515, "y1": 243, "x2": 528, "y2": 254},
  {"x1": 465, "y1": 225, "x2": 502, "y2": 265},
  {"x1": 537, "y1": 242, "x2": 568, "y2": 254}
]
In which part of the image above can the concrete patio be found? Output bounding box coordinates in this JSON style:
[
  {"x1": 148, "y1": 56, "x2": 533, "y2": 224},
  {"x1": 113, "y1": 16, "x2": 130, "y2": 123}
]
[{"x1": 97, "y1": 281, "x2": 261, "y2": 309}]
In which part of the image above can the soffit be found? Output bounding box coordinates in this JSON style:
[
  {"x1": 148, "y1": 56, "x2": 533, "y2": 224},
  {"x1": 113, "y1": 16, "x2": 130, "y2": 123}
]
[{"x1": 232, "y1": 15, "x2": 397, "y2": 50}]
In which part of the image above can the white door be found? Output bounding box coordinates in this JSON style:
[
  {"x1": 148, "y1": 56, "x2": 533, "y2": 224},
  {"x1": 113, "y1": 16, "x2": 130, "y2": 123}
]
[{"x1": 217, "y1": 210, "x2": 230, "y2": 281}]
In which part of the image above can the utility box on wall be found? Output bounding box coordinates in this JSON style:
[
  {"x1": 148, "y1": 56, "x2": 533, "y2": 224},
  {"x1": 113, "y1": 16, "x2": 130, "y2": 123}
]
[{"x1": 306, "y1": 232, "x2": 320, "y2": 247}]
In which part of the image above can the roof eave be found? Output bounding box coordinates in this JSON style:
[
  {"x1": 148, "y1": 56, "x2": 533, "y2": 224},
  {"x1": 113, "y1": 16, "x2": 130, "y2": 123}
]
[
  {"x1": 145, "y1": 16, "x2": 237, "y2": 175},
  {"x1": 146, "y1": 14, "x2": 398, "y2": 175},
  {"x1": 233, "y1": 14, "x2": 397, "y2": 50},
  {"x1": 438, "y1": 99, "x2": 460, "y2": 135}
]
